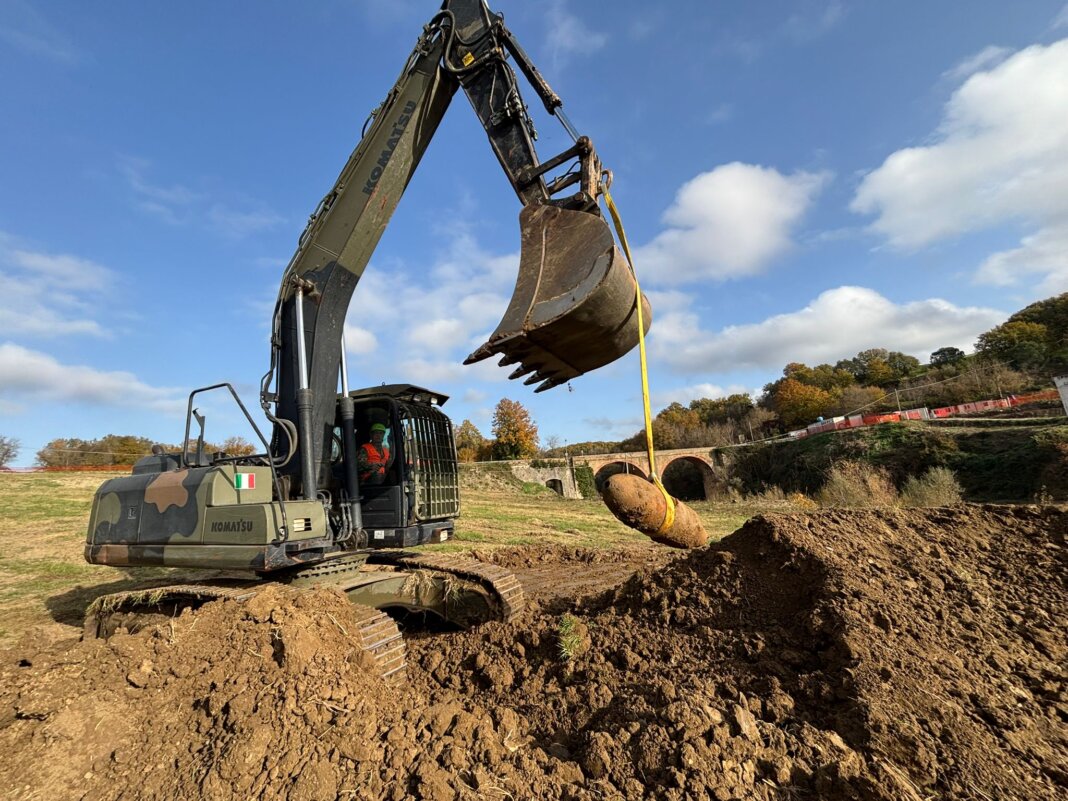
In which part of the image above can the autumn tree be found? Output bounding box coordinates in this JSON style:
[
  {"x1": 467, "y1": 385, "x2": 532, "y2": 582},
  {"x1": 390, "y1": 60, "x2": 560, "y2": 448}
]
[
  {"x1": 829, "y1": 385, "x2": 886, "y2": 417},
  {"x1": 767, "y1": 378, "x2": 834, "y2": 429},
  {"x1": 492, "y1": 399, "x2": 539, "y2": 459},
  {"x1": 689, "y1": 393, "x2": 755, "y2": 426},
  {"x1": 886, "y1": 352, "x2": 921, "y2": 380},
  {"x1": 454, "y1": 419, "x2": 486, "y2": 463},
  {"x1": 220, "y1": 436, "x2": 257, "y2": 456},
  {"x1": 783, "y1": 362, "x2": 855, "y2": 391},
  {"x1": 976, "y1": 321, "x2": 1049, "y2": 371},
  {"x1": 835, "y1": 348, "x2": 919, "y2": 387},
  {"x1": 651, "y1": 403, "x2": 704, "y2": 449},
  {"x1": 0, "y1": 435, "x2": 19, "y2": 468},
  {"x1": 929, "y1": 346, "x2": 966, "y2": 366},
  {"x1": 1007, "y1": 292, "x2": 1068, "y2": 370}
]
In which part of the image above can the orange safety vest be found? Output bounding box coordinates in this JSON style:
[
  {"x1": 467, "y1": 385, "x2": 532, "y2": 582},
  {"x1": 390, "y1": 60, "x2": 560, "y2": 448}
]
[{"x1": 359, "y1": 442, "x2": 390, "y2": 481}]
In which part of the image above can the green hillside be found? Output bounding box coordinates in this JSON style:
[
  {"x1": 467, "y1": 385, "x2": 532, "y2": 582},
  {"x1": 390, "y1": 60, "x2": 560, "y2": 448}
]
[{"x1": 727, "y1": 419, "x2": 1068, "y2": 502}]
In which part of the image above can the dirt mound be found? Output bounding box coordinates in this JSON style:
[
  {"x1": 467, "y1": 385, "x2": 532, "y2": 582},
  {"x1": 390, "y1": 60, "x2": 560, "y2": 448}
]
[
  {"x1": 410, "y1": 505, "x2": 1067, "y2": 799},
  {"x1": 2, "y1": 506, "x2": 1065, "y2": 800}
]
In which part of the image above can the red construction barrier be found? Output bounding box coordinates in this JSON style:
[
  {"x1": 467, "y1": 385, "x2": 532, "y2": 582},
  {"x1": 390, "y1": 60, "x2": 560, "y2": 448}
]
[
  {"x1": 1009, "y1": 390, "x2": 1060, "y2": 406},
  {"x1": 862, "y1": 413, "x2": 900, "y2": 425}
]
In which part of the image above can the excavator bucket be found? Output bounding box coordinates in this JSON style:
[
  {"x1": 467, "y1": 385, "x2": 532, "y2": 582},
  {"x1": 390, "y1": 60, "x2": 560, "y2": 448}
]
[{"x1": 465, "y1": 204, "x2": 652, "y2": 392}]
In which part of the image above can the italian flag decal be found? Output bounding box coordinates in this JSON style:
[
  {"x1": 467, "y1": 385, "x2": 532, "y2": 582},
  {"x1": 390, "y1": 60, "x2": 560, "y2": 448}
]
[{"x1": 234, "y1": 472, "x2": 256, "y2": 490}]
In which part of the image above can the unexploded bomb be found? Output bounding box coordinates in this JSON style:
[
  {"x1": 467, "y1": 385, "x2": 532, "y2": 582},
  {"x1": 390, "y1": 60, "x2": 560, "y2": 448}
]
[{"x1": 601, "y1": 473, "x2": 708, "y2": 549}]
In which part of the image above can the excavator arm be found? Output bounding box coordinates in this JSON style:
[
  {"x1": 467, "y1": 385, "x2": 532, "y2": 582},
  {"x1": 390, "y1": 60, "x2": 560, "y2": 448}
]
[{"x1": 262, "y1": 0, "x2": 651, "y2": 501}]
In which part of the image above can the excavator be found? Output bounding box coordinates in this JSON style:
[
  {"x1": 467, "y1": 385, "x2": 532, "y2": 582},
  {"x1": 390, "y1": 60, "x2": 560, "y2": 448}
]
[{"x1": 83, "y1": 0, "x2": 651, "y2": 678}]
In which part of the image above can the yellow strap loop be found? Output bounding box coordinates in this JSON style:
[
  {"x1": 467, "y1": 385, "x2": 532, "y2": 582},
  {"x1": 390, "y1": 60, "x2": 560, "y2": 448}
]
[{"x1": 600, "y1": 184, "x2": 676, "y2": 534}]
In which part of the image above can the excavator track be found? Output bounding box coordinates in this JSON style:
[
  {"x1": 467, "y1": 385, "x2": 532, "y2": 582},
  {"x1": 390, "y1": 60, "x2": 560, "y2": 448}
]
[
  {"x1": 82, "y1": 581, "x2": 408, "y2": 682},
  {"x1": 369, "y1": 551, "x2": 527, "y2": 621},
  {"x1": 347, "y1": 603, "x2": 408, "y2": 681},
  {"x1": 82, "y1": 583, "x2": 258, "y2": 639},
  {"x1": 80, "y1": 554, "x2": 520, "y2": 682}
]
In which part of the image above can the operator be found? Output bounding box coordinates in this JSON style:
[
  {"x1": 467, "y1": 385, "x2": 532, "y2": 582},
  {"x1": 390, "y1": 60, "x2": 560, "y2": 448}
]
[{"x1": 358, "y1": 423, "x2": 393, "y2": 485}]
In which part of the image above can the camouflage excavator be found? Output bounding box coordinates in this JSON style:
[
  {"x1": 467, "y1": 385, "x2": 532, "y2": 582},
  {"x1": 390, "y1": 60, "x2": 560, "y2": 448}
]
[{"x1": 84, "y1": 0, "x2": 651, "y2": 679}]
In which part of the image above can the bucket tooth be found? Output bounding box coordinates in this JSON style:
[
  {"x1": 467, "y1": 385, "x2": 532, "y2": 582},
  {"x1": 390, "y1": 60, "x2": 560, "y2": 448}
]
[
  {"x1": 534, "y1": 376, "x2": 566, "y2": 393},
  {"x1": 509, "y1": 364, "x2": 536, "y2": 380},
  {"x1": 523, "y1": 371, "x2": 548, "y2": 386},
  {"x1": 463, "y1": 344, "x2": 496, "y2": 365},
  {"x1": 498, "y1": 354, "x2": 521, "y2": 367}
]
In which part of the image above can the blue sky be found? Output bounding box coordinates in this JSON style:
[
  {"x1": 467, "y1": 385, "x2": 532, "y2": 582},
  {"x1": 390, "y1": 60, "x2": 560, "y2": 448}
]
[{"x1": 2, "y1": 1, "x2": 1067, "y2": 465}]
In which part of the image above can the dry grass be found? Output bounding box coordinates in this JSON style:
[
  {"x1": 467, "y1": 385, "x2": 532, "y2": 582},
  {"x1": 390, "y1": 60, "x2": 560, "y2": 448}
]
[
  {"x1": 817, "y1": 460, "x2": 899, "y2": 508},
  {"x1": 556, "y1": 613, "x2": 587, "y2": 662},
  {"x1": 0, "y1": 472, "x2": 210, "y2": 647},
  {"x1": 0, "y1": 470, "x2": 786, "y2": 648},
  {"x1": 901, "y1": 467, "x2": 964, "y2": 508}
]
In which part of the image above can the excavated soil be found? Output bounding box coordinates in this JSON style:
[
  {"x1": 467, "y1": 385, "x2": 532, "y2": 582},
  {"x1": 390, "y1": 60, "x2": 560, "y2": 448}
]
[{"x1": 1, "y1": 505, "x2": 1066, "y2": 800}]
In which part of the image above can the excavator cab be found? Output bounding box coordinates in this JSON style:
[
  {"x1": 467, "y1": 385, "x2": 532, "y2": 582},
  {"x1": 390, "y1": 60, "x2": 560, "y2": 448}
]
[{"x1": 336, "y1": 384, "x2": 459, "y2": 548}]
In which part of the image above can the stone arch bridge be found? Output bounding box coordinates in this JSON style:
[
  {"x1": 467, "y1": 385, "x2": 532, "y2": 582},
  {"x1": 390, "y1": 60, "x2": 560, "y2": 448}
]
[{"x1": 570, "y1": 447, "x2": 732, "y2": 500}]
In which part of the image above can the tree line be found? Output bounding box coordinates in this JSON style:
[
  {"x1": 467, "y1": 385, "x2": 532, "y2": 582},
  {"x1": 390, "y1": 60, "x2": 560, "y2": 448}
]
[
  {"x1": 5, "y1": 294, "x2": 1064, "y2": 468},
  {"x1": 32, "y1": 435, "x2": 258, "y2": 468},
  {"x1": 552, "y1": 291, "x2": 1068, "y2": 456}
]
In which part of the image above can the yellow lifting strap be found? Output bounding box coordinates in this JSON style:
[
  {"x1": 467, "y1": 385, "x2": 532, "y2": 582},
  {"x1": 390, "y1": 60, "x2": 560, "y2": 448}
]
[{"x1": 599, "y1": 184, "x2": 676, "y2": 535}]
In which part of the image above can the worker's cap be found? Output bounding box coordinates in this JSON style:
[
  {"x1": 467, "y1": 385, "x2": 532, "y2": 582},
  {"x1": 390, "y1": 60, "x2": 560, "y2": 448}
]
[{"x1": 370, "y1": 423, "x2": 388, "y2": 433}]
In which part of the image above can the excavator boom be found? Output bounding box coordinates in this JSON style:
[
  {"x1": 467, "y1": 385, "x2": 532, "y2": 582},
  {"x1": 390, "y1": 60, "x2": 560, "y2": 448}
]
[
  {"x1": 265, "y1": 0, "x2": 651, "y2": 498},
  {"x1": 83, "y1": 1, "x2": 650, "y2": 663}
]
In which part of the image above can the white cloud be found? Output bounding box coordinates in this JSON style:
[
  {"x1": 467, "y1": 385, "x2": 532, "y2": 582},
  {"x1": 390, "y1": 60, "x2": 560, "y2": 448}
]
[
  {"x1": 650, "y1": 286, "x2": 1005, "y2": 373},
  {"x1": 396, "y1": 356, "x2": 506, "y2": 386},
  {"x1": 8, "y1": 246, "x2": 111, "y2": 291},
  {"x1": 852, "y1": 39, "x2": 1068, "y2": 291},
  {"x1": 783, "y1": 2, "x2": 845, "y2": 43},
  {"x1": 1053, "y1": 4, "x2": 1068, "y2": 30},
  {"x1": 461, "y1": 388, "x2": 486, "y2": 404},
  {"x1": 118, "y1": 156, "x2": 284, "y2": 238},
  {"x1": 118, "y1": 156, "x2": 201, "y2": 224},
  {"x1": 0, "y1": 343, "x2": 185, "y2": 413},
  {"x1": 545, "y1": 0, "x2": 607, "y2": 68},
  {"x1": 408, "y1": 318, "x2": 468, "y2": 353},
  {"x1": 583, "y1": 415, "x2": 644, "y2": 439},
  {"x1": 346, "y1": 232, "x2": 518, "y2": 374},
  {"x1": 0, "y1": 234, "x2": 114, "y2": 339},
  {"x1": 635, "y1": 163, "x2": 830, "y2": 284},
  {"x1": 941, "y1": 45, "x2": 1010, "y2": 82},
  {"x1": 394, "y1": 358, "x2": 465, "y2": 386},
  {"x1": 339, "y1": 234, "x2": 517, "y2": 385},
  {"x1": 644, "y1": 289, "x2": 697, "y2": 313},
  {"x1": 975, "y1": 226, "x2": 1068, "y2": 295},
  {"x1": 208, "y1": 204, "x2": 286, "y2": 238},
  {"x1": 651, "y1": 383, "x2": 753, "y2": 408},
  {"x1": 343, "y1": 325, "x2": 378, "y2": 356},
  {"x1": 0, "y1": 0, "x2": 79, "y2": 64},
  {"x1": 704, "y1": 103, "x2": 734, "y2": 126},
  {"x1": 711, "y1": 2, "x2": 844, "y2": 63}
]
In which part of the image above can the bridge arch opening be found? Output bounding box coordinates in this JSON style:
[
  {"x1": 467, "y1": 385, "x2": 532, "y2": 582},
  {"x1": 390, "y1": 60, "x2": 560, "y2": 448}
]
[
  {"x1": 594, "y1": 461, "x2": 647, "y2": 494},
  {"x1": 545, "y1": 478, "x2": 564, "y2": 495},
  {"x1": 662, "y1": 457, "x2": 716, "y2": 501}
]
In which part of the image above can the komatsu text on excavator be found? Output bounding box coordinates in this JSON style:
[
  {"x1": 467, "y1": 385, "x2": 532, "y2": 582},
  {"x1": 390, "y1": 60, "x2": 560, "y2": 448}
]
[{"x1": 83, "y1": 0, "x2": 651, "y2": 677}]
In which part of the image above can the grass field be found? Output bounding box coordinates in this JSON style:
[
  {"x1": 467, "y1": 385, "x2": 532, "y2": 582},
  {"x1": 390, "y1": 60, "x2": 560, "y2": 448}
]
[{"x1": 0, "y1": 470, "x2": 773, "y2": 648}]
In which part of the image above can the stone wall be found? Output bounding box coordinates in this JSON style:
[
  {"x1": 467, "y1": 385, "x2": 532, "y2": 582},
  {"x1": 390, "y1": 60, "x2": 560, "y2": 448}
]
[{"x1": 506, "y1": 463, "x2": 581, "y2": 499}]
